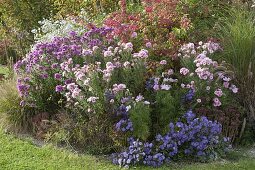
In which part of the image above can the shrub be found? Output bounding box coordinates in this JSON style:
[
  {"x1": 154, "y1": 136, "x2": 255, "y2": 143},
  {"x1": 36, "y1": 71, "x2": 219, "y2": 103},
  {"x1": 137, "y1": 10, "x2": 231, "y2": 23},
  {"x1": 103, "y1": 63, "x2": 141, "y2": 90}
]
[{"x1": 104, "y1": 0, "x2": 192, "y2": 58}]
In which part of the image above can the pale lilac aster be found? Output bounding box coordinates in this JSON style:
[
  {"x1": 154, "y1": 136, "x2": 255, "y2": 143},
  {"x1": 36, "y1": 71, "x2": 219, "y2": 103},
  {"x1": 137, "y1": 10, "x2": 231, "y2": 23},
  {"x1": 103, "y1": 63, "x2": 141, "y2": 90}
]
[
  {"x1": 138, "y1": 49, "x2": 148, "y2": 59},
  {"x1": 124, "y1": 42, "x2": 133, "y2": 52},
  {"x1": 180, "y1": 67, "x2": 190, "y2": 76},
  {"x1": 66, "y1": 83, "x2": 77, "y2": 92},
  {"x1": 131, "y1": 32, "x2": 137, "y2": 38},
  {"x1": 160, "y1": 84, "x2": 171, "y2": 90},
  {"x1": 82, "y1": 49, "x2": 93, "y2": 56},
  {"x1": 213, "y1": 97, "x2": 222, "y2": 107},
  {"x1": 135, "y1": 94, "x2": 144, "y2": 102},
  {"x1": 160, "y1": 60, "x2": 167, "y2": 65},
  {"x1": 153, "y1": 84, "x2": 160, "y2": 91},
  {"x1": 214, "y1": 89, "x2": 223, "y2": 97},
  {"x1": 223, "y1": 82, "x2": 229, "y2": 88},
  {"x1": 87, "y1": 96, "x2": 99, "y2": 103},
  {"x1": 145, "y1": 42, "x2": 152, "y2": 48},
  {"x1": 223, "y1": 77, "x2": 231, "y2": 82},
  {"x1": 104, "y1": 50, "x2": 113, "y2": 57},
  {"x1": 230, "y1": 85, "x2": 238, "y2": 93},
  {"x1": 71, "y1": 88, "x2": 81, "y2": 98},
  {"x1": 167, "y1": 69, "x2": 174, "y2": 75}
]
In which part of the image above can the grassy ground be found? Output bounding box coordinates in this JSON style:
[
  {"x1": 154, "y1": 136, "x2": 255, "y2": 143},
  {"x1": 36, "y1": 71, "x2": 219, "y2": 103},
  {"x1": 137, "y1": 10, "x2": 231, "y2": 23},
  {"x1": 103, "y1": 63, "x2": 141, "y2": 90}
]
[{"x1": 0, "y1": 131, "x2": 255, "y2": 170}]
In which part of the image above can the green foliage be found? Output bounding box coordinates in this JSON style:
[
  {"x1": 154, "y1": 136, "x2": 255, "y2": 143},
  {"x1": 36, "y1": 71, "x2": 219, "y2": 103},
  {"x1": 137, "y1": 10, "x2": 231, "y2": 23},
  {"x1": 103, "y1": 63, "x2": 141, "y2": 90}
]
[
  {"x1": 129, "y1": 102, "x2": 151, "y2": 140},
  {"x1": 25, "y1": 72, "x2": 63, "y2": 114},
  {"x1": 154, "y1": 91, "x2": 182, "y2": 134},
  {"x1": 0, "y1": 0, "x2": 57, "y2": 64},
  {"x1": 180, "y1": 0, "x2": 230, "y2": 41},
  {"x1": 53, "y1": 0, "x2": 119, "y2": 18}
]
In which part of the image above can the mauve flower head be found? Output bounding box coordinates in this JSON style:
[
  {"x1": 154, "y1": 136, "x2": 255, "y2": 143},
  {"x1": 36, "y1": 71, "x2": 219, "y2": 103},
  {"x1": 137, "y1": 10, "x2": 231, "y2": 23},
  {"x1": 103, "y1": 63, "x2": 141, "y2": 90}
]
[
  {"x1": 230, "y1": 85, "x2": 238, "y2": 93},
  {"x1": 131, "y1": 32, "x2": 137, "y2": 38},
  {"x1": 51, "y1": 63, "x2": 58, "y2": 69},
  {"x1": 138, "y1": 49, "x2": 148, "y2": 59},
  {"x1": 146, "y1": 42, "x2": 152, "y2": 48},
  {"x1": 55, "y1": 85, "x2": 64, "y2": 92},
  {"x1": 213, "y1": 97, "x2": 222, "y2": 107},
  {"x1": 124, "y1": 42, "x2": 133, "y2": 52},
  {"x1": 54, "y1": 73, "x2": 62, "y2": 80},
  {"x1": 41, "y1": 73, "x2": 48, "y2": 79},
  {"x1": 135, "y1": 94, "x2": 144, "y2": 102}
]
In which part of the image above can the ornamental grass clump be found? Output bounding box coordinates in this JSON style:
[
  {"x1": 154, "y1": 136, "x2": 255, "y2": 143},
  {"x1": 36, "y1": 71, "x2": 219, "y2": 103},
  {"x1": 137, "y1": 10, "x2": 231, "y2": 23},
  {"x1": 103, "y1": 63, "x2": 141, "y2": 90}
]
[{"x1": 217, "y1": 8, "x2": 255, "y2": 143}]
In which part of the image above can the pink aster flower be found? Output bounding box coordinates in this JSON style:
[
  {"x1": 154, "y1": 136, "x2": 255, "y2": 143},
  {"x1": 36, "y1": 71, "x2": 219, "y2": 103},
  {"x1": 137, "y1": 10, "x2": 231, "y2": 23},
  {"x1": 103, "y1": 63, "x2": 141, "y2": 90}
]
[
  {"x1": 135, "y1": 94, "x2": 144, "y2": 102},
  {"x1": 213, "y1": 97, "x2": 222, "y2": 107},
  {"x1": 104, "y1": 50, "x2": 113, "y2": 57},
  {"x1": 180, "y1": 67, "x2": 190, "y2": 76},
  {"x1": 146, "y1": 42, "x2": 152, "y2": 48},
  {"x1": 71, "y1": 88, "x2": 81, "y2": 98},
  {"x1": 230, "y1": 85, "x2": 238, "y2": 93},
  {"x1": 160, "y1": 60, "x2": 167, "y2": 65},
  {"x1": 131, "y1": 32, "x2": 137, "y2": 38},
  {"x1": 214, "y1": 88, "x2": 223, "y2": 97},
  {"x1": 223, "y1": 82, "x2": 229, "y2": 88},
  {"x1": 167, "y1": 69, "x2": 174, "y2": 75}
]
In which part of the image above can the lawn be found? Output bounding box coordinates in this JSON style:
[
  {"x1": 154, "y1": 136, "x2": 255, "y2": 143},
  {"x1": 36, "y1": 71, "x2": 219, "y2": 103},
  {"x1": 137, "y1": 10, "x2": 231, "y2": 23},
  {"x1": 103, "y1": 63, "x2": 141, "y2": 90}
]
[{"x1": 0, "y1": 130, "x2": 254, "y2": 170}]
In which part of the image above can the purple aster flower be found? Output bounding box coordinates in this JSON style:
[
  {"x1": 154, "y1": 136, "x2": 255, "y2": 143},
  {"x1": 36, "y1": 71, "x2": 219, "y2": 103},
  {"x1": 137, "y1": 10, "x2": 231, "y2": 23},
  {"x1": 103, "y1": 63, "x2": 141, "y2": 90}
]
[
  {"x1": 55, "y1": 85, "x2": 64, "y2": 92},
  {"x1": 54, "y1": 73, "x2": 62, "y2": 80}
]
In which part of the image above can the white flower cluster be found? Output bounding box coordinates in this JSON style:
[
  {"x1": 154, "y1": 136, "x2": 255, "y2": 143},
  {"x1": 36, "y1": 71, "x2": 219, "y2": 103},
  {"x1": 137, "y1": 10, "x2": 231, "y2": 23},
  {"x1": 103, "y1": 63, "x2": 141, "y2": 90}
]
[{"x1": 31, "y1": 18, "x2": 86, "y2": 43}]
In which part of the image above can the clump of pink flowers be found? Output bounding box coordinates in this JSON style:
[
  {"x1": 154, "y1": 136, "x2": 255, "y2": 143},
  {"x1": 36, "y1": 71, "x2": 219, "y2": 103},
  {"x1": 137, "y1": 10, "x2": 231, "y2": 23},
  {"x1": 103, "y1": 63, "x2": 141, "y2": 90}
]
[{"x1": 178, "y1": 41, "x2": 238, "y2": 108}]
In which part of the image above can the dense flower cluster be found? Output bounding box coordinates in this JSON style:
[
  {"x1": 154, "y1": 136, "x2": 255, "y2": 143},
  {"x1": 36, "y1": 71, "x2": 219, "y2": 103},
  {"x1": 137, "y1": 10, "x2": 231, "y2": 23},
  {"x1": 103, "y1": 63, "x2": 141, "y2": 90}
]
[
  {"x1": 15, "y1": 26, "x2": 114, "y2": 107},
  {"x1": 178, "y1": 41, "x2": 238, "y2": 108},
  {"x1": 113, "y1": 111, "x2": 229, "y2": 167}
]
